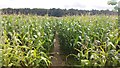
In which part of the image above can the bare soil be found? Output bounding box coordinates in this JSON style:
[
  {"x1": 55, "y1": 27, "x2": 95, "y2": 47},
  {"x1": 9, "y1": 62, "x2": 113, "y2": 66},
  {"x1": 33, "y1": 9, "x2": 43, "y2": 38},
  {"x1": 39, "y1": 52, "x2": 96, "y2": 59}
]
[{"x1": 50, "y1": 32, "x2": 65, "y2": 67}]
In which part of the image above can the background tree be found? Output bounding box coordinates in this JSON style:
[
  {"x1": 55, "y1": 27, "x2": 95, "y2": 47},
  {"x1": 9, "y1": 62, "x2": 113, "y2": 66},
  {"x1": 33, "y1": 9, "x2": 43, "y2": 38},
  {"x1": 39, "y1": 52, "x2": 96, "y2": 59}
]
[
  {"x1": 1, "y1": 8, "x2": 117, "y2": 16},
  {"x1": 107, "y1": 0, "x2": 118, "y2": 11},
  {"x1": 107, "y1": 0, "x2": 117, "y2": 5}
]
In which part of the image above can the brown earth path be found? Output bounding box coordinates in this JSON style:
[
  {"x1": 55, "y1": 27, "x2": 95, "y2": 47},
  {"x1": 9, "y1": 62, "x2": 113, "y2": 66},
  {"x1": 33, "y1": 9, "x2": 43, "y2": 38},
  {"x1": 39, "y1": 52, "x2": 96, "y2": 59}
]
[{"x1": 49, "y1": 32, "x2": 65, "y2": 67}]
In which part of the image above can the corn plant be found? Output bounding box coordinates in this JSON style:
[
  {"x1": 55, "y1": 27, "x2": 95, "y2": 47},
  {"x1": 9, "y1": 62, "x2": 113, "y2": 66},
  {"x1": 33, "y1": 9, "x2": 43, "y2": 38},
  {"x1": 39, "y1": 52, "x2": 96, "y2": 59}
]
[
  {"x1": 57, "y1": 15, "x2": 120, "y2": 66},
  {"x1": 1, "y1": 15, "x2": 55, "y2": 67},
  {"x1": 0, "y1": 15, "x2": 119, "y2": 67}
]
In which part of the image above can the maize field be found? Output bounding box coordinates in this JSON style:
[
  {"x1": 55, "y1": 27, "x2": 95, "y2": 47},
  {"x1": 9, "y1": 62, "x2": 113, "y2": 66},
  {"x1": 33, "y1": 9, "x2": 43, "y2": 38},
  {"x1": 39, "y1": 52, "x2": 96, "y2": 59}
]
[{"x1": 0, "y1": 15, "x2": 120, "y2": 67}]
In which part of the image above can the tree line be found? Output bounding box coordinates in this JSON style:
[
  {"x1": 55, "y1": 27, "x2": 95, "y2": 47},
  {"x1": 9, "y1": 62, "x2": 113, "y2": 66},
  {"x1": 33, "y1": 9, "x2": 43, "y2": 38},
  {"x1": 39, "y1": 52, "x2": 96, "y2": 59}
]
[{"x1": 1, "y1": 8, "x2": 117, "y2": 17}]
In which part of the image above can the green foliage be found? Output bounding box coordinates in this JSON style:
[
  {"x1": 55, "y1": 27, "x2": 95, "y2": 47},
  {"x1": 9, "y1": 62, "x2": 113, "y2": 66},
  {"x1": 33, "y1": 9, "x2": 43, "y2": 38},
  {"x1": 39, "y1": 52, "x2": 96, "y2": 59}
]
[
  {"x1": 1, "y1": 15, "x2": 55, "y2": 67},
  {"x1": 107, "y1": 0, "x2": 117, "y2": 5},
  {"x1": 107, "y1": 0, "x2": 118, "y2": 11},
  {"x1": 57, "y1": 15, "x2": 120, "y2": 66},
  {"x1": 0, "y1": 15, "x2": 119, "y2": 67}
]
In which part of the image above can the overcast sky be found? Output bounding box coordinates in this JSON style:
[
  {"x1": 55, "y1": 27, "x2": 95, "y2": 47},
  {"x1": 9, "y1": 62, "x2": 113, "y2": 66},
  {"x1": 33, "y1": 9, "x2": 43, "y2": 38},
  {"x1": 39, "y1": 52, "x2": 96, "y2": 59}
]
[{"x1": 0, "y1": 0, "x2": 119, "y2": 10}]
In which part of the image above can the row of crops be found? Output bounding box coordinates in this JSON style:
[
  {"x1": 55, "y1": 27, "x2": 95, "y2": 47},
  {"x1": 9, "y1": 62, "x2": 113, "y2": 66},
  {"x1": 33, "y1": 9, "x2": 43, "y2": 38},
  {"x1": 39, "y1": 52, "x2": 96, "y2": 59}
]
[
  {"x1": 0, "y1": 15, "x2": 120, "y2": 67},
  {"x1": 57, "y1": 16, "x2": 120, "y2": 66},
  {"x1": 0, "y1": 15, "x2": 57, "y2": 67}
]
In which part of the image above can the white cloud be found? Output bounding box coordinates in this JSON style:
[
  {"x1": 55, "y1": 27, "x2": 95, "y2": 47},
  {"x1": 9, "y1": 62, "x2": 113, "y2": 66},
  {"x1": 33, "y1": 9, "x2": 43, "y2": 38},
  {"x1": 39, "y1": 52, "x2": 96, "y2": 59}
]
[{"x1": 0, "y1": 0, "x2": 116, "y2": 10}]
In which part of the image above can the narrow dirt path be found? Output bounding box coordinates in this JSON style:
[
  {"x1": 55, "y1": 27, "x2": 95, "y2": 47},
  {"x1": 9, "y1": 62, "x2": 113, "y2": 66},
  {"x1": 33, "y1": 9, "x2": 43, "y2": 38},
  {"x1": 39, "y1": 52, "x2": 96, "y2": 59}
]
[{"x1": 50, "y1": 32, "x2": 65, "y2": 67}]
